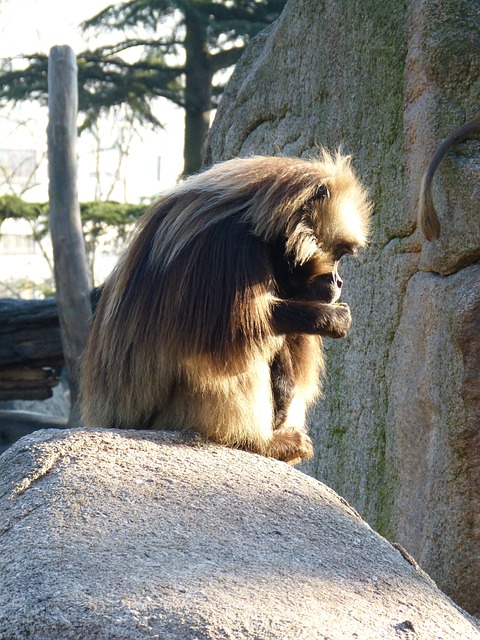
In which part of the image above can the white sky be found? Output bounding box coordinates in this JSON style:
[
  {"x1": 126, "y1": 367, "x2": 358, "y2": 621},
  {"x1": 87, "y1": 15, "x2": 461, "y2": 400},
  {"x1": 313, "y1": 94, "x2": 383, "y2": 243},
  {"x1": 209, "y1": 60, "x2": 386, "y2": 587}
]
[
  {"x1": 0, "y1": 0, "x2": 113, "y2": 57},
  {"x1": 0, "y1": 1, "x2": 188, "y2": 290},
  {"x1": 0, "y1": 0, "x2": 185, "y2": 198}
]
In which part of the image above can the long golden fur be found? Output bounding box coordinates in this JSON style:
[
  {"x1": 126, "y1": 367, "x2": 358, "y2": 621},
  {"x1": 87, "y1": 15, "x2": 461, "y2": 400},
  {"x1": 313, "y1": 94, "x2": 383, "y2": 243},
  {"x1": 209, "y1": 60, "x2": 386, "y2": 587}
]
[
  {"x1": 418, "y1": 113, "x2": 480, "y2": 241},
  {"x1": 80, "y1": 152, "x2": 371, "y2": 464}
]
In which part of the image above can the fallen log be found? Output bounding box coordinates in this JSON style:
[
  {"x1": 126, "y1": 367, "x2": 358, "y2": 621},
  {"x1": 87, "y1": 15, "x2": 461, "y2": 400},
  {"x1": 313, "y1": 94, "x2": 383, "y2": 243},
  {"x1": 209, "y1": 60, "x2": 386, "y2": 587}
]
[
  {"x1": 0, "y1": 298, "x2": 63, "y2": 400},
  {"x1": 0, "y1": 291, "x2": 100, "y2": 400},
  {"x1": 0, "y1": 297, "x2": 63, "y2": 367},
  {"x1": 0, "y1": 366, "x2": 60, "y2": 401}
]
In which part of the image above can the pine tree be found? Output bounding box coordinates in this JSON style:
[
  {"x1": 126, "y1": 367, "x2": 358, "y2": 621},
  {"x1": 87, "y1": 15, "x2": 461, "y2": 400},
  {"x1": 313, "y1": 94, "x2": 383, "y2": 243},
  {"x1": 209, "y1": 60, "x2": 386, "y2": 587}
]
[{"x1": 0, "y1": 0, "x2": 286, "y2": 175}]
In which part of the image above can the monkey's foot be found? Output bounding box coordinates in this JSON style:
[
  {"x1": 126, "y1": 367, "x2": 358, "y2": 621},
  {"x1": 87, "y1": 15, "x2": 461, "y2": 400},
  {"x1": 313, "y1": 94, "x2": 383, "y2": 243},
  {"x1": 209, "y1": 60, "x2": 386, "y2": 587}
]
[{"x1": 264, "y1": 427, "x2": 314, "y2": 465}]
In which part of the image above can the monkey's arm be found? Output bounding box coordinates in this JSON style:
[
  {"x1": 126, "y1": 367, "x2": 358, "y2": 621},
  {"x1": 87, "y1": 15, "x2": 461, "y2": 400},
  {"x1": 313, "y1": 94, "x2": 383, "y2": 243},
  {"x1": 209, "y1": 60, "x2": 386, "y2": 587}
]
[{"x1": 270, "y1": 299, "x2": 352, "y2": 338}]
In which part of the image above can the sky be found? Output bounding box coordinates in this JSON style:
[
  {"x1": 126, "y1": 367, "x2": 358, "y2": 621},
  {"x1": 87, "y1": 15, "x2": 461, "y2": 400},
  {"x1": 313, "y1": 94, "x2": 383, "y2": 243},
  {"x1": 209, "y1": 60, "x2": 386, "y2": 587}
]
[
  {"x1": 0, "y1": 0, "x2": 185, "y2": 198},
  {"x1": 0, "y1": 0, "x2": 113, "y2": 57},
  {"x1": 0, "y1": 1, "x2": 190, "y2": 292}
]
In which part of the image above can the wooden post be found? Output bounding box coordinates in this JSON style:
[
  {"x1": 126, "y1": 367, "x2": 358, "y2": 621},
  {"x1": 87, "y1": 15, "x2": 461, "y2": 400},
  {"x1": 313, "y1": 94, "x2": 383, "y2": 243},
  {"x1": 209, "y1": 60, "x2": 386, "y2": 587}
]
[{"x1": 47, "y1": 45, "x2": 92, "y2": 425}]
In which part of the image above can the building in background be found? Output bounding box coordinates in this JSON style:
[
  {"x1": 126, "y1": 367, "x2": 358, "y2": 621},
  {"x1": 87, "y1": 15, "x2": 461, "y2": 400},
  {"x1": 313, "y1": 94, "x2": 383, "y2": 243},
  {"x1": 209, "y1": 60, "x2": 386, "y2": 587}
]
[{"x1": 0, "y1": 101, "x2": 184, "y2": 297}]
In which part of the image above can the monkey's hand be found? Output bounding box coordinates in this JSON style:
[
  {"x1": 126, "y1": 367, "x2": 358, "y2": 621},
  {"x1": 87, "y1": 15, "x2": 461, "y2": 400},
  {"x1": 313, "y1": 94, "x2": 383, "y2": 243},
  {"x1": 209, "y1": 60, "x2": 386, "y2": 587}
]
[
  {"x1": 263, "y1": 427, "x2": 314, "y2": 465},
  {"x1": 324, "y1": 302, "x2": 352, "y2": 338},
  {"x1": 271, "y1": 299, "x2": 352, "y2": 338}
]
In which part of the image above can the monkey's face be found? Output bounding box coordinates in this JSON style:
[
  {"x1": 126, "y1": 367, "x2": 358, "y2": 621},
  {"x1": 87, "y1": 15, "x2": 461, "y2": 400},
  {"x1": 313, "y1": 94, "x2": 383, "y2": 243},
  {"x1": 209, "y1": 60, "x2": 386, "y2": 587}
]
[
  {"x1": 276, "y1": 254, "x2": 353, "y2": 304},
  {"x1": 271, "y1": 179, "x2": 368, "y2": 306},
  {"x1": 298, "y1": 264, "x2": 343, "y2": 304},
  {"x1": 272, "y1": 229, "x2": 361, "y2": 305}
]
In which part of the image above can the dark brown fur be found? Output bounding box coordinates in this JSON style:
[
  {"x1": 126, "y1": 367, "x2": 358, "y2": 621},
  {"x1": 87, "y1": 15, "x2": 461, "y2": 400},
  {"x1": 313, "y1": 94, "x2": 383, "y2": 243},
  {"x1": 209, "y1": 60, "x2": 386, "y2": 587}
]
[
  {"x1": 418, "y1": 113, "x2": 480, "y2": 241},
  {"x1": 80, "y1": 152, "x2": 371, "y2": 464}
]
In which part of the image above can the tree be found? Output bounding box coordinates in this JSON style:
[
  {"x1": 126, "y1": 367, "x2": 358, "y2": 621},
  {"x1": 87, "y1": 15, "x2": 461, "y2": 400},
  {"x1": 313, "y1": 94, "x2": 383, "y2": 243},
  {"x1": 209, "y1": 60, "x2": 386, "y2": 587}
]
[
  {"x1": 0, "y1": 194, "x2": 144, "y2": 293},
  {"x1": 0, "y1": 0, "x2": 286, "y2": 175}
]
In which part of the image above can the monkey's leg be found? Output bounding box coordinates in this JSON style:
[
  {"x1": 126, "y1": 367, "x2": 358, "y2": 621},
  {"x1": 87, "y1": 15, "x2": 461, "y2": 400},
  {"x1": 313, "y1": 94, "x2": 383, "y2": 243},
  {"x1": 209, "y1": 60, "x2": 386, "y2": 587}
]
[
  {"x1": 260, "y1": 427, "x2": 314, "y2": 465},
  {"x1": 181, "y1": 357, "x2": 312, "y2": 465},
  {"x1": 271, "y1": 343, "x2": 296, "y2": 429},
  {"x1": 267, "y1": 387, "x2": 313, "y2": 465},
  {"x1": 267, "y1": 335, "x2": 320, "y2": 464},
  {"x1": 271, "y1": 299, "x2": 352, "y2": 338}
]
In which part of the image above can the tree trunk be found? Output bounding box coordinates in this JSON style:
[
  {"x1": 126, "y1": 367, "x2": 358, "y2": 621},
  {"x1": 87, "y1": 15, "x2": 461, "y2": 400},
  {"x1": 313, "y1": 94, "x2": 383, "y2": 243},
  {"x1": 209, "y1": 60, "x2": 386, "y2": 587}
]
[
  {"x1": 47, "y1": 45, "x2": 92, "y2": 425},
  {"x1": 182, "y1": 11, "x2": 213, "y2": 176}
]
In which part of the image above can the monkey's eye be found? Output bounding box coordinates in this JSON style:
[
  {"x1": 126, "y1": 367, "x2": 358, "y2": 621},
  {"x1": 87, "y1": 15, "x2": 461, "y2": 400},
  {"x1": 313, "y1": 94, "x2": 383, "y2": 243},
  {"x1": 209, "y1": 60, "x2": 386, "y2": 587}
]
[
  {"x1": 312, "y1": 185, "x2": 330, "y2": 200},
  {"x1": 333, "y1": 244, "x2": 359, "y2": 261}
]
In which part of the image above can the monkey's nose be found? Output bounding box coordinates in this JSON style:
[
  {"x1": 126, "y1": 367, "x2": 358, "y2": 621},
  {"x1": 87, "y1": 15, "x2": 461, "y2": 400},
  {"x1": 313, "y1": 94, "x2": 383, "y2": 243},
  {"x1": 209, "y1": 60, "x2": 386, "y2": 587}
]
[{"x1": 336, "y1": 275, "x2": 343, "y2": 289}]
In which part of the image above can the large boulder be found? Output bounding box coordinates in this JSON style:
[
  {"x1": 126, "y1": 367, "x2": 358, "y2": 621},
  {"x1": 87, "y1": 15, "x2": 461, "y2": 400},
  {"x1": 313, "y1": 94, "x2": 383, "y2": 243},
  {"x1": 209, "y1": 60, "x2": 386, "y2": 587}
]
[
  {"x1": 1, "y1": 428, "x2": 479, "y2": 639},
  {"x1": 206, "y1": 0, "x2": 480, "y2": 615}
]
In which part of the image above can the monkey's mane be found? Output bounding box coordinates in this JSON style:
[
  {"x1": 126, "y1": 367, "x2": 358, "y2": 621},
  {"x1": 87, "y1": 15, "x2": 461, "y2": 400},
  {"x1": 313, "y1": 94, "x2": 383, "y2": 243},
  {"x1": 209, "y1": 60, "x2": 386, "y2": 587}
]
[{"x1": 83, "y1": 153, "x2": 370, "y2": 425}]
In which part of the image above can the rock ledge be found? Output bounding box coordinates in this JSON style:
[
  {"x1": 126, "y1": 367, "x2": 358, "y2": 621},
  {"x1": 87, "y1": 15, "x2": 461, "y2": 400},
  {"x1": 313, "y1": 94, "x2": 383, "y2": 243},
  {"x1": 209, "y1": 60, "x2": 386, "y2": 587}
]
[{"x1": 0, "y1": 428, "x2": 478, "y2": 640}]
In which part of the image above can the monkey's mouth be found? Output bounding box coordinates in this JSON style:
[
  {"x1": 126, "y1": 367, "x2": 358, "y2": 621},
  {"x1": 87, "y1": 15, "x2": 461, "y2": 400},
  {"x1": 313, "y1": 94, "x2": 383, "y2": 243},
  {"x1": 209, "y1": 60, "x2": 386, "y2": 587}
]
[{"x1": 330, "y1": 289, "x2": 342, "y2": 304}]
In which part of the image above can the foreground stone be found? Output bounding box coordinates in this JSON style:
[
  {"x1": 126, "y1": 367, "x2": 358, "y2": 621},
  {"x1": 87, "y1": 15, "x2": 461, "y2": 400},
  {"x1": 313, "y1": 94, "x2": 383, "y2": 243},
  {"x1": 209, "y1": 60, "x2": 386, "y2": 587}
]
[{"x1": 0, "y1": 428, "x2": 478, "y2": 640}]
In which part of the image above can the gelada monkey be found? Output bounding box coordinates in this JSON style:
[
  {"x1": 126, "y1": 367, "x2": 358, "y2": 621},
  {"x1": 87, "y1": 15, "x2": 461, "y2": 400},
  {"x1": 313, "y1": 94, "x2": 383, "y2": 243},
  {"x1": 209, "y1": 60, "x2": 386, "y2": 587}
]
[
  {"x1": 80, "y1": 152, "x2": 372, "y2": 464},
  {"x1": 418, "y1": 113, "x2": 480, "y2": 241}
]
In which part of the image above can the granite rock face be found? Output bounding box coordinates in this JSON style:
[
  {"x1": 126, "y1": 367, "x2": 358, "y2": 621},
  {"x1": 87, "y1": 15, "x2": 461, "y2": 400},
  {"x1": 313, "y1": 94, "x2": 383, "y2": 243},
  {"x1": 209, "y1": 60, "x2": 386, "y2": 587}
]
[
  {"x1": 1, "y1": 428, "x2": 479, "y2": 639},
  {"x1": 207, "y1": 0, "x2": 480, "y2": 615}
]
